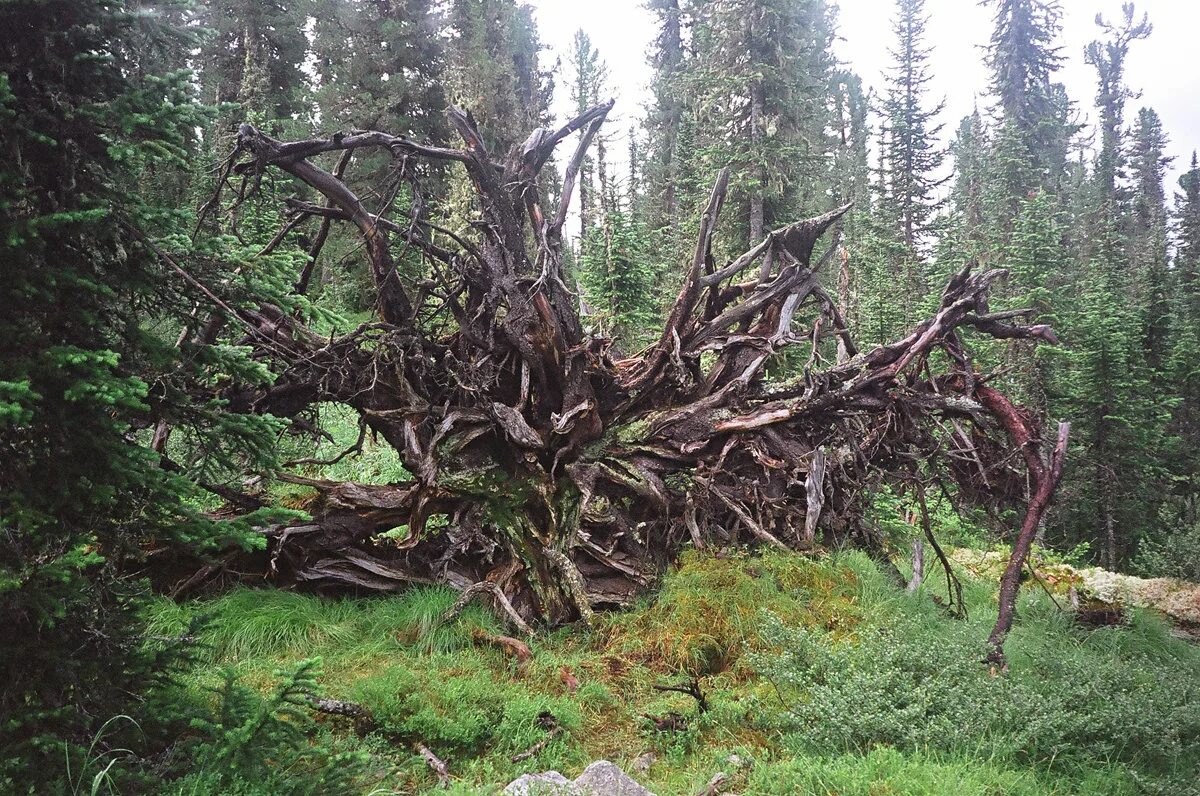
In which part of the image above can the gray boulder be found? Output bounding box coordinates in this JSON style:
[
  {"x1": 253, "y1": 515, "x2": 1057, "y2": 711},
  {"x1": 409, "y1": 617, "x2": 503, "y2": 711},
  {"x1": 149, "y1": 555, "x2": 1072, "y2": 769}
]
[
  {"x1": 573, "y1": 760, "x2": 656, "y2": 796},
  {"x1": 503, "y1": 771, "x2": 583, "y2": 796}
]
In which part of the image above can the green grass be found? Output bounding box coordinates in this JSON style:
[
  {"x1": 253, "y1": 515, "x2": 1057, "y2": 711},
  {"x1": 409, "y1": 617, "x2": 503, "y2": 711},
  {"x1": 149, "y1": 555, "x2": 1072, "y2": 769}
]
[{"x1": 136, "y1": 549, "x2": 1200, "y2": 795}]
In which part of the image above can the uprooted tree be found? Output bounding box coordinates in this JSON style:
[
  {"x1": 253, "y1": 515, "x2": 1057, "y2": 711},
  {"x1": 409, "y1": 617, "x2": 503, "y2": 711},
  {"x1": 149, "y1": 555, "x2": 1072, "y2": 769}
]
[{"x1": 169, "y1": 100, "x2": 1068, "y2": 665}]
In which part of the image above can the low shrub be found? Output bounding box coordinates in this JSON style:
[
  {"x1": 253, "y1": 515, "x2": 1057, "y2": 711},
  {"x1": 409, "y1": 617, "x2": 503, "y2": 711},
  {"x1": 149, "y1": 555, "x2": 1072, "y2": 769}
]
[{"x1": 752, "y1": 584, "x2": 1200, "y2": 793}]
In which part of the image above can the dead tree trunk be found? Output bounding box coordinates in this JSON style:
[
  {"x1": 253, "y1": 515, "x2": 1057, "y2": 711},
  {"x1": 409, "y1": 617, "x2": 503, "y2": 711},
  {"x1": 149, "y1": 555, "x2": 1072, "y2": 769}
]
[{"x1": 178, "y1": 101, "x2": 1067, "y2": 661}]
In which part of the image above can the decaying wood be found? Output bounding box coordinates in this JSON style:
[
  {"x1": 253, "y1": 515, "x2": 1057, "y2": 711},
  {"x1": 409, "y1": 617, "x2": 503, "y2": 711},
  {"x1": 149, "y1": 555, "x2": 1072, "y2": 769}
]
[
  {"x1": 652, "y1": 678, "x2": 708, "y2": 713},
  {"x1": 916, "y1": 479, "x2": 965, "y2": 618},
  {"x1": 509, "y1": 712, "x2": 563, "y2": 762},
  {"x1": 416, "y1": 742, "x2": 451, "y2": 788},
  {"x1": 979, "y1": 383, "x2": 1071, "y2": 667},
  {"x1": 470, "y1": 629, "x2": 532, "y2": 663},
  {"x1": 441, "y1": 581, "x2": 534, "y2": 636},
  {"x1": 642, "y1": 711, "x2": 689, "y2": 732},
  {"x1": 696, "y1": 772, "x2": 730, "y2": 796},
  {"x1": 308, "y1": 696, "x2": 375, "y2": 735},
  {"x1": 907, "y1": 538, "x2": 924, "y2": 593},
  {"x1": 172, "y1": 98, "x2": 1071, "y2": 664}
]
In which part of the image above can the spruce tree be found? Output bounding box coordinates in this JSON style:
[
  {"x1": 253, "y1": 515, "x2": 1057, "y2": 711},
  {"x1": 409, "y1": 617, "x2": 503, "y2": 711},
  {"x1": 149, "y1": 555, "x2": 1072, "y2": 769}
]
[
  {"x1": 643, "y1": 0, "x2": 686, "y2": 237},
  {"x1": 310, "y1": 0, "x2": 447, "y2": 136},
  {"x1": 984, "y1": 0, "x2": 1065, "y2": 198},
  {"x1": 568, "y1": 30, "x2": 607, "y2": 243},
  {"x1": 683, "y1": 0, "x2": 837, "y2": 249},
  {"x1": 444, "y1": 0, "x2": 553, "y2": 154},
  {"x1": 0, "y1": 0, "x2": 285, "y2": 781},
  {"x1": 1170, "y1": 157, "x2": 1200, "y2": 537},
  {"x1": 1085, "y1": 4, "x2": 1151, "y2": 215},
  {"x1": 878, "y1": 0, "x2": 945, "y2": 255},
  {"x1": 870, "y1": 0, "x2": 947, "y2": 336},
  {"x1": 195, "y1": 0, "x2": 311, "y2": 124},
  {"x1": 1128, "y1": 107, "x2": 1171, "y2": 372},
  {"x1": 1157, "y1": 155, "x2": 1200, "y2": 553},
  {"x1": 1059, "y1": 3, "x2": 1165, "y2": 569}
]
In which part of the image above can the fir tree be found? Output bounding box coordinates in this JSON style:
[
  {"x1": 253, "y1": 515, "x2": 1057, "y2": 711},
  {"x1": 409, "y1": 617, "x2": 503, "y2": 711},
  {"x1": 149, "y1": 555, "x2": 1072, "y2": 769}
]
[
  {"x1": 1162, "y1": 156, "x2": 1200, "y2": 534},
  {"x1": 643, "y1": 0, "x2": 686, "y2": 236},
  {"x1": 310, "y1": 0, "x2": 448, "y2": 136},
  {"x1": 1058, "y1": 2, "x2": 1165, "y2": 569},
  {"x1": 683, "y1": 0, "x2": 837, "y2": 249},
  {"x1": 1085, "y1": 3, "x2": 1151, "y2": 221},
  {"x1": 195, "y1": 0, "x2": 311, "y2": 123},
  {"x1": 444, "y1": 0, "x2": 553, "y2": 154}
]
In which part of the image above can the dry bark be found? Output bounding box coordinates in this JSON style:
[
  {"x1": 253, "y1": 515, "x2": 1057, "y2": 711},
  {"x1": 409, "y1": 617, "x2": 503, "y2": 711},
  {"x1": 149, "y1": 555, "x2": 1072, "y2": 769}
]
[{"x1": 177, "y1": 101, "x2": 1069, "y2": 662}]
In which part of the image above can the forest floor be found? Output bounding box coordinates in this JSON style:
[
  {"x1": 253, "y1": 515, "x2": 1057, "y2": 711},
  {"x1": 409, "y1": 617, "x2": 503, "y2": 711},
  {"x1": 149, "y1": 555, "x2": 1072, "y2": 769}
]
[{"x1": 142, "y1": 546, "x2": 1200, "y2": 795}]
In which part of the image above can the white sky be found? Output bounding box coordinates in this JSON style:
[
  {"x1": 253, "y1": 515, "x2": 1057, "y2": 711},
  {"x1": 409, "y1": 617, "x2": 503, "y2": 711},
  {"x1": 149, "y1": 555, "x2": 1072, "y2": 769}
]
[{"x1": 528, "y1": 0, "x2": 1200, "y2": 196}]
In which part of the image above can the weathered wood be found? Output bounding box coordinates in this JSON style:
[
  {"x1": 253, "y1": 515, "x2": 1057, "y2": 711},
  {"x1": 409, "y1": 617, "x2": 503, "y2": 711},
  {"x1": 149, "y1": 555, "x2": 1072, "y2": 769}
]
[
  {"x1": 979, "y1": 384, "x2": 1071, "y2": 667},
  {"x1": 416, "y1": 742, "x2": 451, "y2": 788}
]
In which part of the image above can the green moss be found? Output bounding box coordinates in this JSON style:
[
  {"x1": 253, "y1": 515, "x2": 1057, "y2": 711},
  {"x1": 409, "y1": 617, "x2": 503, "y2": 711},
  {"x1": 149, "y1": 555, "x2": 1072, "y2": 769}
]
[{"x1": 600, "y1": 549, "x2": 862, "y2": 676}]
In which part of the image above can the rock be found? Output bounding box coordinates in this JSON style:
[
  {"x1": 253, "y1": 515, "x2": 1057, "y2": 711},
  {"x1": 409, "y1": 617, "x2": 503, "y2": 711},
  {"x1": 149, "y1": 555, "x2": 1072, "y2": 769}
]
[
  {"x1": 631, "y1": 753, "x2": 656, "y2": 774},
  {"x1": 574, "y1": 760, "x2": 656, "y2": 796},
  {"x1": 724, "y1": 753, "x2": 748, "y2": 769},
  {"x1": 503, "y1": 771, "x2": 583, "y2": 795}
]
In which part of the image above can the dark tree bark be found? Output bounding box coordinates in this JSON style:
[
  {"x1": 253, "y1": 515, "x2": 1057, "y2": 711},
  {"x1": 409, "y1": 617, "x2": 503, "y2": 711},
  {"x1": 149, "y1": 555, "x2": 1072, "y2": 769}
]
[
  {"x1": 179, "y1": 101, "x2": 1067, "y2": 662},
  {"x1": 978, "y1": 385, "x2": 1070, "y2": 667}
]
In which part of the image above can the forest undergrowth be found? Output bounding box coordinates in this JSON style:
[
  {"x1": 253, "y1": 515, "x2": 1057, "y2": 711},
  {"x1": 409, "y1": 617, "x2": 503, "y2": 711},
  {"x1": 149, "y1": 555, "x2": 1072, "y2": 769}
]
[{"x1": 104, "y1": 546, "x2": 1200, "y2": 796}]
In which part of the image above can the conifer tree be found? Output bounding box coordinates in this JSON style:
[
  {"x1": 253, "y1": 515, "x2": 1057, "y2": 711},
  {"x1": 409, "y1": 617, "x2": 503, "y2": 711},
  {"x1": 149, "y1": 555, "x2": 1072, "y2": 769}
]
[
  {"x1": 0, "y1": 0, "x2": 289, "y2": 780},
  {"x1": 1128, "y1": 107, "x2": 1171, "y2": 372},
  {"x1": 878, "y1": 0, "x2": 945, "y2": 255},
  {"x1": 684, "y1": 0, "x2": 837, "y2": 249},
  {"x1": 944, "y1": 111, "x2": 989, "y2": 255},
  {"x1": 195, "y1": 0, "x2": 311, "y2": 124},
  {"x1": 984, "y1": 0, "x2": 1066, "y2": 198},
  {"x1": 869, "y1": 0, "x2": 947, "y2": 337},
  {"x1": 568, "y1": 30, "x2": 607, "y2": 243},
  {"x1": 444, "y1": 0, "x2": 553, "y2": 154},
  {"x1": 1085, "y1": 4, "x2": 1150, "y2": 214},
  {"x1": 1162, "y1": 156, "x2": 1200, "y2": 537},
  {"x1": 1058, "y1": 3, "x2": 1164, "y2": 569},
  {"x1": 643, "y1": 0, "x2": 686, "y2": 236},
  {"x1": 310, "y1": 0, "x2": 447, "y2": 136},
  {"x1": 578, "y1": 209, "x2": 657, "y2": 350}
]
